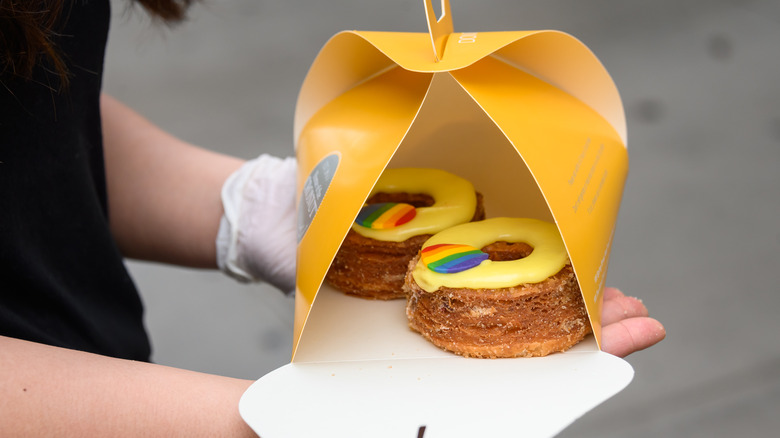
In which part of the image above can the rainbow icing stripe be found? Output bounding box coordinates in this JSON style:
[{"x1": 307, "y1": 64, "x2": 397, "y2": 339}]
[
  {"x1": 355, "y1": 202, "x2": 417, "y2": 229},
  {"x1": 421, "y1": 243, "x2": 489, "y2": 274}
]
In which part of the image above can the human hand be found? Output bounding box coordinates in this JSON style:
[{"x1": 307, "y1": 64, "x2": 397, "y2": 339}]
[
  {"x1": 600, "y1": 287, "x2": 666, "y2": 357},
  {"x1": 217, "y1": 154, "x2": 297, "y2": 294}
]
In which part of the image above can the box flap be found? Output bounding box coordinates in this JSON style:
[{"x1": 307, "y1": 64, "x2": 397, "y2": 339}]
[{"x1": 240, "y1": 350, "x2": 633, "y2": 438}]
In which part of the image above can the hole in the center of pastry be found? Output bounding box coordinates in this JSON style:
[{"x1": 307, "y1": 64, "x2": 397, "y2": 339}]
[
  {"x1": 481, "y1": 241, "x2": 534, "y2": 261},
  {"x1": 367, "y1": 192, "x2": 435, "y2": 208}
]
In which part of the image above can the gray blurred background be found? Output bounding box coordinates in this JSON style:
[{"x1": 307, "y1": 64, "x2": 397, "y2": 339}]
[{"x1": 104, "y1": 0, "x2": 779, "y2": 436}]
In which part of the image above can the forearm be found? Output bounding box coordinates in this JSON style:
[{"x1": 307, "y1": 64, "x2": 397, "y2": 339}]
[
  {"x1": 0, "y1": 336, "x2": 256, "y2": 437},
  {"x1": 101, "y1": 94, "x2": 244, "y2": 268}
]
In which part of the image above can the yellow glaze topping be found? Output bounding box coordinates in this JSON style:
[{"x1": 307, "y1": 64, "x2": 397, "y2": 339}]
[
  {"x1": 352, "y1": 168, "x2": 477, "y2": 242},
  {"x1": 412, "y1": 217, "x2": 569, "y2": 292}
]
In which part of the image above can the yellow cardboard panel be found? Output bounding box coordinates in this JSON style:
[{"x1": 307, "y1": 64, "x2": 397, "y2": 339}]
[
  {"x1": 294, "y1": 67, "x2": 430, "y2": 348},
  {"x1": 492, "y1": 31, "x2": 626, "y2": 143},
  {"x1": 451, "y1": 56, "x2": 629, "y2": 340},
  {"x1": 294, "y1": 33, "x2": 398, "y2": 145}
]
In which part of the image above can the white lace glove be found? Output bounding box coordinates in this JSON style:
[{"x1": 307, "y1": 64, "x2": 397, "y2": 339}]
[{"x1": 216, "y1": 154, "x2": 297, "y2": 294}]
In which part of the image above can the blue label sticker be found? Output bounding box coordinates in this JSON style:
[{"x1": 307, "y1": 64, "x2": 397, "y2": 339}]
[{"x1": 297, "y1": 153, "x2": 339, "y2": 242}]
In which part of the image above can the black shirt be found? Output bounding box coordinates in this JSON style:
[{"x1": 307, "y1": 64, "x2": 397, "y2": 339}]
[{"x1": 0, "y1": 0, "x2": 151, "y2": 360}]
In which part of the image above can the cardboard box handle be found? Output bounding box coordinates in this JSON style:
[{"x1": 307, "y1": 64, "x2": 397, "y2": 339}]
[{"x1": 424, "y1": 0, "x2": 453, "y2": 61}]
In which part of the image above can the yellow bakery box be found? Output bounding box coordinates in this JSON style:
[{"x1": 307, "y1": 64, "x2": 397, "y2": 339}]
[{"x1": 240, "y1": 1, "x2": 633, "y2": 436}]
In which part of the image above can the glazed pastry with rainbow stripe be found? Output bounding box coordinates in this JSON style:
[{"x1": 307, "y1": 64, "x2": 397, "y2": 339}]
[
  {"x1": 404, "y1": 217, "x2": 591, "y2": 358},
  {"x1": 325, "y1": 168, "x2": 485, "y2": 300}
]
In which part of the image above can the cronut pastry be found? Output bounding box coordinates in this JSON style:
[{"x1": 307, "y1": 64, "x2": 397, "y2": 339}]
[
  {"x1": 325, "y1": 191, "x2": 485, "y2": 300},
  {"x1": 405, "y1": 241, "x2": 591, "y2": 358}
]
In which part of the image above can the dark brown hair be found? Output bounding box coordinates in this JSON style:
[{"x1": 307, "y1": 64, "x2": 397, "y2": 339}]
[{"x1": 0, "y1": 0, "x2": 194, "y2": 88}]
